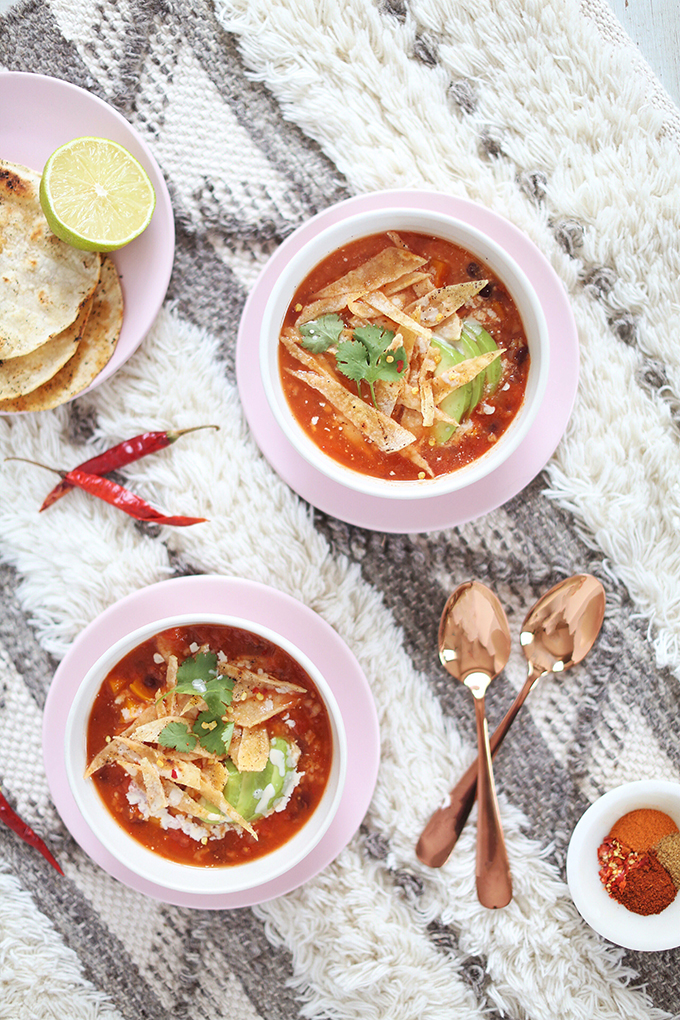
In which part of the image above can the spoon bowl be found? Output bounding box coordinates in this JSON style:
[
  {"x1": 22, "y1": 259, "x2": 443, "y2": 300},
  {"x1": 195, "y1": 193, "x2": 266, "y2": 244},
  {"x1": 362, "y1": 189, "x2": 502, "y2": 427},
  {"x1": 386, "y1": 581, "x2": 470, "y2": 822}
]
[
  {"x1": 438, "y1": 581, "x2": 512, "y2": 908},
  {"x1": 417, "y1": 574, "x2": 605, "y2": 869}
]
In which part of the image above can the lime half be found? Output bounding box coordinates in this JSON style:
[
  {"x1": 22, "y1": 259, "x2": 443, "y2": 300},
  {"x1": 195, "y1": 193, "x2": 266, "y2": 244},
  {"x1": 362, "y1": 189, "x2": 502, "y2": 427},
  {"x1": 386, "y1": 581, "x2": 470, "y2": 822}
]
[{"x1": 40, "y1": 137, "x2": 156, "y2": 252}]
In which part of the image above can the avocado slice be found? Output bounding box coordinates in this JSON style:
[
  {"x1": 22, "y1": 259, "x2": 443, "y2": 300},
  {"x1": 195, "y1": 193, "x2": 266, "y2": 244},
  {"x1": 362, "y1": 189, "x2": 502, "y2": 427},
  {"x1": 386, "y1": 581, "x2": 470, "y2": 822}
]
[
  {"x1": 462, "y1": 320, "x2": 501, "y2": 392},
  {"x1": 431, "y1": 337, "x2": 471, "y2": 444},
  {"x1": 222, "y1": 737, "x2": 292, "y2": 822}
]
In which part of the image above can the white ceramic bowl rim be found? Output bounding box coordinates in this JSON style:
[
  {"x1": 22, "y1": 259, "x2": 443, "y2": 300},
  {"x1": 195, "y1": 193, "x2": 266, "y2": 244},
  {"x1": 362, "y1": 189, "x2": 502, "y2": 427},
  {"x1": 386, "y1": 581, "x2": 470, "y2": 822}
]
[
  {"x1": 260, "y1": 204, "x2": 551, "y2": 500},
  {"x1": 566, "y1": 780, "x2": 680, "y2": 952},
  {"x1": 65, "y1": 613, "x2": 347, "y2": 895}
]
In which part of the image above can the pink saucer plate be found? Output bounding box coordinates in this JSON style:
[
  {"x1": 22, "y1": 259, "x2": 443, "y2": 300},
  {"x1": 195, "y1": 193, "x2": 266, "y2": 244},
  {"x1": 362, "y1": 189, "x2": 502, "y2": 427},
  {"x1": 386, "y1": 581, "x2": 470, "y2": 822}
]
[
  {"x1": 237, "y1": 189, "x2": 579, "y2": 533},
  {"x1": 43, "y1": 575, "x2": 380, "y2": 908},
  {"x1": 0, "y1": 72, "x2": 174, "y2": 411}
]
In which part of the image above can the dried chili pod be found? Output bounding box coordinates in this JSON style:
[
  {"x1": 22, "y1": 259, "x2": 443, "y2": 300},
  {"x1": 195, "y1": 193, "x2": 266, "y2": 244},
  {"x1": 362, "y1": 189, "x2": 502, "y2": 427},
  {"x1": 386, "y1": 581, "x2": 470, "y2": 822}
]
[
  {"x1": 40, "y1": 425, "x2": 219, "y2": 511},
  {"x1": 0, "y1": 789, "x2": 63, "y2": 875}
]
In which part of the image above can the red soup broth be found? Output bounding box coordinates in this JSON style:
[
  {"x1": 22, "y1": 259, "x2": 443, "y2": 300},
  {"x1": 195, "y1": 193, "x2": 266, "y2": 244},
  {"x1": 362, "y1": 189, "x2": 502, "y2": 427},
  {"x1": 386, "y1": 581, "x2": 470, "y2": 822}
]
[
  {"x1": 86, "y1": 624, "x2": 333, "y2": 867},
  {"x1": 279, "y1": 231, "x2": 530, "y2": 481}
]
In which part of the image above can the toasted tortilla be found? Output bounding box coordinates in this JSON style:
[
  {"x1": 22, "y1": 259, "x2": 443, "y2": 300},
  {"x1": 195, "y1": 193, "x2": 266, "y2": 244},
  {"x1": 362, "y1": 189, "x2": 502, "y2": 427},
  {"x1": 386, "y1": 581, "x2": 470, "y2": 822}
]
[
  {"x1": 0, "y1": 297, "x2": 91, "y2": 400},
  {"x1": 232, "y1": 724, "x2": 270, "y2": 772},
  {"x1": 0, "y1": 255, "x2": 123, "y2": 412},
  {"x1": 288, "y1": 368, "x2": 417, "y2": 454},
  {"x1": 0, "y1": 159, "x2": 101, "y2": 359},
  {"x1": 406, "y1": 281, "x2": 488, "y2": 324},
  {"x1": 431, "y1": 351, "x2": 501, "y2": 403},
  {"x1": 313, "y1": 247, "x2": 427, "y2": 300}
]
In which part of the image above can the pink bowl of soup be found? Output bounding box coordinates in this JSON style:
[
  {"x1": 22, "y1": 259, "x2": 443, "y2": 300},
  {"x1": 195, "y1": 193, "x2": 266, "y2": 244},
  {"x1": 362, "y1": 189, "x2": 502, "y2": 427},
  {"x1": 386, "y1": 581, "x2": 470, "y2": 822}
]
[
  {"x1": 65, "y1": 614, "x2": 347, "y2": 894},
  {"x1": 260, "y1": 205, "x2": 550, "y2": 499}
]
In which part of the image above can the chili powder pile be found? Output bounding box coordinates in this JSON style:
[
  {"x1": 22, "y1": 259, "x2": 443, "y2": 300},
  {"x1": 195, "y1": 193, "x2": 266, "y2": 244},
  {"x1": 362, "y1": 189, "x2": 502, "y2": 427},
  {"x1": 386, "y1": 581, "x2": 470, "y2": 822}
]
[{"x1": 597, "y1": 808, "x2": 680, "y2": 916}]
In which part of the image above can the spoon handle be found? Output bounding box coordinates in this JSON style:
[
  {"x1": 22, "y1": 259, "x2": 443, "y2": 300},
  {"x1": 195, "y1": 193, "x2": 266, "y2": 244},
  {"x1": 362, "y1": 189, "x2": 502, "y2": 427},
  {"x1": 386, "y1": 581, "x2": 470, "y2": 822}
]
[
  {"x1": 473, "y1": 694, "x2": 512, "y2": 908},
  {"x1": 416, "y1": 670, "x2": 540, "y2": 868}
]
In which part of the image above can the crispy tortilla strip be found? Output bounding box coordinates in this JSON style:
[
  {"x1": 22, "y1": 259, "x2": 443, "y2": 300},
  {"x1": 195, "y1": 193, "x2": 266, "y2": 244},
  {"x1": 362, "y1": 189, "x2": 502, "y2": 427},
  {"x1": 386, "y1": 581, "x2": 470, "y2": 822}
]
[
  {"x1": 288, "y1": 368, "x2": 416, "y2": 454},
  {"x1": 125, "y1": 715, "x2": 199, "y2": 744},
  {"x1": 406, "y1": 281, "x2": 488, "y2": 324},
  {"x1": 163, "y1": 782, "x2": 255, "y2": 836},
  {"x1": 432, "y1": 351, "x2": 501, "y2": 404},
  {"x1": 0, "y1": 255, "x2": 123, "y2": 412},
  {"x1": 313, "y1": 247, "x2": 427, "y2": 301},
  {"x1": 400, "y1": 445, "x2": 435, "y2": 477},
  {"x1": 295, "y1": 294, "x2": 360, "y2": 327},
  {"x1": 364, "y1": 290, "x2": 434, "y2": 339},
  {"x1": 382, "y1": 271, "x2": 430, "y2": 296},
  {"x1": 233, "y1": 723, "x2": 270, "y2": 772},
  {"x1": 202, "y1": 760, "x2": 229, "y2": 790},
  {"x1": 280, "y1": 329, "x2": 336, "y2": 377},
  {"x1": 138, "y1": 759, "x2": 167, "y2": 812},
  {"x1": 231, "y1": 690, "x2": 301, "y2": 727},
  {"x1": 0, "y1": 160, "x2": 101, "y2": 359},
  {"x1": 220, "y1": 660, "x2": 306, "y2": 697},
  {"x1": 0, "y1": 297, "x2": 90, "y2": 400}
]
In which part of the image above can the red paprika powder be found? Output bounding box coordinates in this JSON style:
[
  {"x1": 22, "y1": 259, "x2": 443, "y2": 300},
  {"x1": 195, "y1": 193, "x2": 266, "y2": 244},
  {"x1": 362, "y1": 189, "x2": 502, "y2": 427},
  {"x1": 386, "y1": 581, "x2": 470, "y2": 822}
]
[{"x1": 597, "y1": 808, "x2": 679, "y2": 916}]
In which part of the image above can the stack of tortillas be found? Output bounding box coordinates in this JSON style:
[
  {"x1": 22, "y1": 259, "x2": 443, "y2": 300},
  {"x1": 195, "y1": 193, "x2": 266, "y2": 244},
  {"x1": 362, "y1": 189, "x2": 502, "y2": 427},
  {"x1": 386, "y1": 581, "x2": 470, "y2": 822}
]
[{"x1": 0, "y1": 158, "x2": 123, "y2": 412}]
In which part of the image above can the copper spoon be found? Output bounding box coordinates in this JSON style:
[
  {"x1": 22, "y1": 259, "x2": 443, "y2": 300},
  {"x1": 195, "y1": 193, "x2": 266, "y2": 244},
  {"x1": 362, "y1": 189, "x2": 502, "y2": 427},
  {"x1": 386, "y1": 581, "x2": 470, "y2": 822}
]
[
  {"x1": 417, "y1": 573, "x2": 605, "y2": 869},
  {"x1": 438, "y1": 581, "x2": 513, "y2": 908}
]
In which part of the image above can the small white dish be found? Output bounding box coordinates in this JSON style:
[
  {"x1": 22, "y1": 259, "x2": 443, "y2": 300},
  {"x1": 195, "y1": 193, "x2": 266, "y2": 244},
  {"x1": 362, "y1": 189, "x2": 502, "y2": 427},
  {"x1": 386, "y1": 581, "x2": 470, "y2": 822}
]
[
  {"x1": 64, "y1": 611, "x2": 347, "y2": 896},
  {"x1": 566, "y1": 780, "x2": 680, "y2": 951},
  {"x1": 259, "y1": 202, "x2": 550, "y2": 501}
]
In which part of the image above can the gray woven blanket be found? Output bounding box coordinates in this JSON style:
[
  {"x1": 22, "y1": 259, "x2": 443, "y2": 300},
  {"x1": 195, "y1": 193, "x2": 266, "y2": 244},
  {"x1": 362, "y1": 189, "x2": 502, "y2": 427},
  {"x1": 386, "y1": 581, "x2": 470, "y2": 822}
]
[{"x1": 1, "y1": 1, "x2": 679, "y2": 1018}]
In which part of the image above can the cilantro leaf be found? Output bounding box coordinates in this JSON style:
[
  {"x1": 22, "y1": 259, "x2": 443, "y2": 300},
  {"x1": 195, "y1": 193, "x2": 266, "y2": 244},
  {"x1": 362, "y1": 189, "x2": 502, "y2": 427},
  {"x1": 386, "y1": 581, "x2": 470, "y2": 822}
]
[
  {"x1": 195, "y1": 713, "x2": 235, "y2": 755},
  {"x1": 158, "y1": 721, "x2": 198, "y2": 752},
  {"x1": 299, "y1": 314, "x2": 344, "y2": 352},
  {"x1": 336, "y1": 325, "x2": 406, "y2": 405},
  {"x1": 175, "y1": 651, "x2": 218, "y2": 692}
]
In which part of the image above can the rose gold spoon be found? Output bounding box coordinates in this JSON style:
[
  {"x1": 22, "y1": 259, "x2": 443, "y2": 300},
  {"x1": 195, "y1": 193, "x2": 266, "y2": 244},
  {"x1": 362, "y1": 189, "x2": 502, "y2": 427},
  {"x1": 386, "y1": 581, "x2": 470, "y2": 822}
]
[
  {"x1": 437, "y1": 581, "x2": 513, "y2": 908},
  {"x1": 417, "y1": 573, "x2": 605, "y2": 869}
]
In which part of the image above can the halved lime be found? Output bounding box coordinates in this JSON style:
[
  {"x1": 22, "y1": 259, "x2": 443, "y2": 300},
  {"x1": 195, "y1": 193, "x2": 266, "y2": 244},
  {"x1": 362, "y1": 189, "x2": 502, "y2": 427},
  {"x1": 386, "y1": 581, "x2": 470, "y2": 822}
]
[{"x1": 40, "y1": 137, "x2": 156, "y2": 252}]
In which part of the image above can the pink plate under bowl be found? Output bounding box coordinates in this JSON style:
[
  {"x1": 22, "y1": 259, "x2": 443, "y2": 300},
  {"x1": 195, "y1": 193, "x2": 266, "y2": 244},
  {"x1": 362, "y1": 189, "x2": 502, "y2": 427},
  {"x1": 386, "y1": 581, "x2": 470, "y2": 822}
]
[
  {"x1": 43, "y1": 575, "x2": 380, "y2": 908},
  {"x1": 0, "y1": 72, "x2": 174, "y2": 411},
  {"x1": 237, "y1": 189, "x2": 579, "y2": 533}
]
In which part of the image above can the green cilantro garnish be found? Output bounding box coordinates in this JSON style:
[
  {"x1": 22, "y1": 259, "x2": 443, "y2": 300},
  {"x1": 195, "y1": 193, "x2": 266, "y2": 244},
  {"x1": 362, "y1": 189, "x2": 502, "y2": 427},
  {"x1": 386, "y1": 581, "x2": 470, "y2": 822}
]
[
  {"x1": 156, "y1": 650, "x2": 235, "y2": 755},
  {"x1": 299, "y1": 317, "x2": 408, "y2": 407},
  {"x1": 158, "y1": 721, "x2": 198, "y2": 753},
  {"x1": 194, "y1": 713, "x2": 235, "y2": 756},
  {"x1": 299, "y1": 314, "x2": 344, "y2": 352},
  {"x1": 336, "y1": 325, "x2": 407, "y2": 406}
]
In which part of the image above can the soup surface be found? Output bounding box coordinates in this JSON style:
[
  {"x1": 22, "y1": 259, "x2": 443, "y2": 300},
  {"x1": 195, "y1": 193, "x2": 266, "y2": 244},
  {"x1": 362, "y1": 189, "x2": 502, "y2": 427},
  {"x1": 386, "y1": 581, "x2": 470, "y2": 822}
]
[
  {"x1": 279, "y1": 231, "x2": 530, "y2": 480},
  {"x1": 86, "y1": 624, "x2": 333, "y2": 867}
]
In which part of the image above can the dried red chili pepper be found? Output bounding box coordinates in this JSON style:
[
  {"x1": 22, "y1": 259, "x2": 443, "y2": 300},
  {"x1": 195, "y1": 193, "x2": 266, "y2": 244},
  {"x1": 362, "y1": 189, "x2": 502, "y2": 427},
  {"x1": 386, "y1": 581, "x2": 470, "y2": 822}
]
[
  {"x1": 0, "y1": 789, "x2": 63, "y2": 875},
  {"x1": 64, "y1": 468, "x2": 208, "y2": 526},
  {"x1": 40, "y1": 425, "x2": 218, "y2": 511},
  {"x1": 6, "y1": 459, "x2": 208, "y2": 526}
]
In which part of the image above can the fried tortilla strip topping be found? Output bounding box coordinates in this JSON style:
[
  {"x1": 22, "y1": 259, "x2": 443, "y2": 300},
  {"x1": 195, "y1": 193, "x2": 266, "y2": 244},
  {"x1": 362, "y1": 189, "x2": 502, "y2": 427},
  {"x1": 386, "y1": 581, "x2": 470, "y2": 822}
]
[
  {"x1": 231, "y1": 689, "x2": 301, "y2": 727},
  {"x1": 432, "y1": 351, "x2": 501, "y2": 403},
  {"x1": 232, "y1": 723, "x2": 270, "y2": 772},
  {"x1": 312, "y1": 247, "x2": 427, "y2": 301},
  {"x1": 288, "y1": 368, "x2": 416, "y2": 454},
  {"x1": 406, "y1": 281, "x2": 488, "y2": 324}
]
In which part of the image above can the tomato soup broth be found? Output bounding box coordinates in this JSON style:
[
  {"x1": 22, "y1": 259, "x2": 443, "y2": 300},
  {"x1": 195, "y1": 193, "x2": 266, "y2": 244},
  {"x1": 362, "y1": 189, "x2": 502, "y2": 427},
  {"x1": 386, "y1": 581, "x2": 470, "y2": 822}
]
[
  {"x1": 279, "y1": 231, "x2": 530, "y2": 481},
  {"x1": 86, "y1": 624, "x2": 333, "y2": 867}
]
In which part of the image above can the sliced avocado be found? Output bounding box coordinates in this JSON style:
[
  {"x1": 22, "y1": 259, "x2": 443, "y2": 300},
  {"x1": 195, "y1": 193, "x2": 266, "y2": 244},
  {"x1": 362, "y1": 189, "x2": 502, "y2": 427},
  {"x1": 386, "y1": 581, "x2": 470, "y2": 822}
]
[
  {"x1": 431, "y1": 337, "x2": 471, "y2": 444},
  {"x1": 462, "y1": 320, "x2": 501, "y2": 392},
  {"x1": 456, "y1": 330, "x2": 484, "y2": 410},
  {"x1": 223, "y1": 737, "x2": 292, "y2": 822}
]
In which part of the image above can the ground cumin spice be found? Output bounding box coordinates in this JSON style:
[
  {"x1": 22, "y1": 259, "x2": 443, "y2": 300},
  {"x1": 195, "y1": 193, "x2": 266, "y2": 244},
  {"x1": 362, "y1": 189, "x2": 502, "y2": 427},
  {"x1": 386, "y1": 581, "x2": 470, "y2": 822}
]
[{"x1": 597, "y1": 808, "x2": 679, "y2": 916}]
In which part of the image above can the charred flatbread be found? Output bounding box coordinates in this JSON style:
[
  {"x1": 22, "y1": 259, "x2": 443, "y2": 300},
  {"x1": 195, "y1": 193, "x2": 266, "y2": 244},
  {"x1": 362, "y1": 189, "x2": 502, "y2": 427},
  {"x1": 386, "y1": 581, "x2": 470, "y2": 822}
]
[
  {"x1": 0, "y1": 159, "x2": 101, "y2": 359},
  {"x1": 0, "y1": 255, "x2": 123, "y2": 412},
  {"x1": 0, "y1": 298, "x2": 91, "y2": 400}
]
